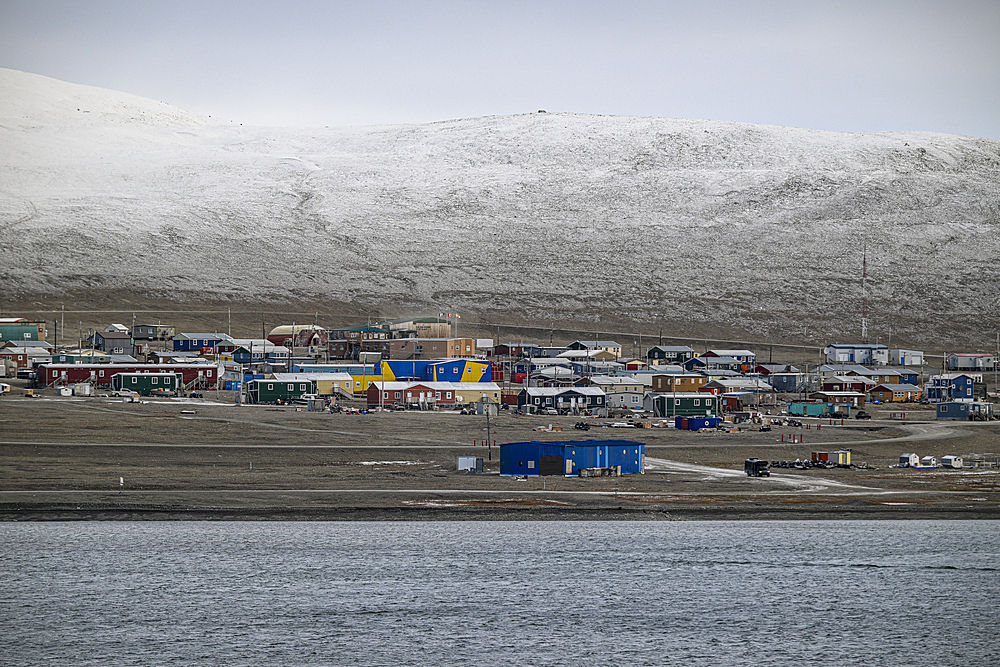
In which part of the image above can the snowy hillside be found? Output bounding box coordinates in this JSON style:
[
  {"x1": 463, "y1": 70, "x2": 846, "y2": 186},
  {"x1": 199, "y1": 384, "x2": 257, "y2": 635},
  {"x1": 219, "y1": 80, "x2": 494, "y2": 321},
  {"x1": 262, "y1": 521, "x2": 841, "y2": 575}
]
[{"x1": 1, "y1": 68, "x2": 998, "y2": 346}]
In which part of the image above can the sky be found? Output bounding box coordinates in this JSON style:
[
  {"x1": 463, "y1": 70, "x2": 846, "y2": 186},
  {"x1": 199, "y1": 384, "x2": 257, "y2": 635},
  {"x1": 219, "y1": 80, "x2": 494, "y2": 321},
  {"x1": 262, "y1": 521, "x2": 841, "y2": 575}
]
[{"x1": 2, "y1": 0, "x2": 998, "y2": 139}]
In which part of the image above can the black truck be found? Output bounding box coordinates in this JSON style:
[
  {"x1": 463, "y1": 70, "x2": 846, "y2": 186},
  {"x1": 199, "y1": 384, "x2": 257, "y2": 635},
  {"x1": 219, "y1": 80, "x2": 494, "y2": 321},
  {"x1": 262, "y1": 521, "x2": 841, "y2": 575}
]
[{"x1": 744, "y1": 458, "x2": 771, "y2": 477}]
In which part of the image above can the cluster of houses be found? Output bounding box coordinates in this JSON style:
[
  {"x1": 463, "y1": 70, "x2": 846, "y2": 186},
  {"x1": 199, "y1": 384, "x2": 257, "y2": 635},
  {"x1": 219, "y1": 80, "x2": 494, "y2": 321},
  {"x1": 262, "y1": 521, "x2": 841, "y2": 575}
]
[{"x1": 1, "y1": 317, "x2": 996, "y2": 418}]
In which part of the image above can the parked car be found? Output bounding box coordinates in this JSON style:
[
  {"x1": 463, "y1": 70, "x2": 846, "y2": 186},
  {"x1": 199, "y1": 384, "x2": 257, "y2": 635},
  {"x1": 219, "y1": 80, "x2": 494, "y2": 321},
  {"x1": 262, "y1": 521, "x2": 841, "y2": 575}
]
[
  {"x1": 855, "y1": 410, "x2": 872, "y2": 420},
  {"x1": 542, "y1": 408, "x2": 558, "y2": 415}
]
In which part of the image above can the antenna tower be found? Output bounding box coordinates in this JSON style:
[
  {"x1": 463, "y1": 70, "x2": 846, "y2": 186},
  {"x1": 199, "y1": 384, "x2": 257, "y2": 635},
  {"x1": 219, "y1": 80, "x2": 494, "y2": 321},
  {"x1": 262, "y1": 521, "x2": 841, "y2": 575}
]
[{"x1": 861, "y1": 241, "x2": 868, "y2": 343}]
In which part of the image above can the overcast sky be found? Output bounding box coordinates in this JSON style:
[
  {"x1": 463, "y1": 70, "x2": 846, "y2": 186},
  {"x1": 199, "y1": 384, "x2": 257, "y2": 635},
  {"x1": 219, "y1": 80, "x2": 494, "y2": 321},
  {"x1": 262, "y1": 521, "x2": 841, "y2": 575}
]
[{"x1": 2, "y1": 0, "x2": 998, "y2": 138}]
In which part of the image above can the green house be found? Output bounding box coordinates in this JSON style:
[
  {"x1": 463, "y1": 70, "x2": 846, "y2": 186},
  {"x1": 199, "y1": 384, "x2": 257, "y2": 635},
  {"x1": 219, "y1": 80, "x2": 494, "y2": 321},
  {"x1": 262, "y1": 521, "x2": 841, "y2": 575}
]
[
  {"x1": 646, "y1": 392, "x2": 719, "y2": 418},
  {"x1": 245, "y1": 378, "x2": 317, "y2": 404},
  {"x1": 111, "y1": 372, "x2": 183, "y2": 395},
  {"x1": 53, "y1": 350, "x2": 112, "y2": 364}
]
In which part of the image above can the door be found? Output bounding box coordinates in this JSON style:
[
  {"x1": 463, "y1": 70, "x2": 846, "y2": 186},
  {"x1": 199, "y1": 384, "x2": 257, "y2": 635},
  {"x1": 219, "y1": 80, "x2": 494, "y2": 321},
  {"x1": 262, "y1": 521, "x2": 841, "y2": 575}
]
[{"x1": 539, "y1": 455, "x2": 563, "y2": 476}]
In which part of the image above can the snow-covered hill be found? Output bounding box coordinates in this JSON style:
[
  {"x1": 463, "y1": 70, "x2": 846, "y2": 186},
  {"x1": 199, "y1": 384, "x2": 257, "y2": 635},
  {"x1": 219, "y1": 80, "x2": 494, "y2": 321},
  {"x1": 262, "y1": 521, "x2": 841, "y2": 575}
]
[{"x1": 2, "y1": 68, "x2": 998, "y2": 346}]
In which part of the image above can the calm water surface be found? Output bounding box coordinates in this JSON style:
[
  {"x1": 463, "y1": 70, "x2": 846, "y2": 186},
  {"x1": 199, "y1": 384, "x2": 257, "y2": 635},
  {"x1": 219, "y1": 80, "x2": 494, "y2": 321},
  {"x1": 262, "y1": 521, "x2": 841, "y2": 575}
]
[{"x1": 2, "y1": 521, "x2": 997, "y2": 666}]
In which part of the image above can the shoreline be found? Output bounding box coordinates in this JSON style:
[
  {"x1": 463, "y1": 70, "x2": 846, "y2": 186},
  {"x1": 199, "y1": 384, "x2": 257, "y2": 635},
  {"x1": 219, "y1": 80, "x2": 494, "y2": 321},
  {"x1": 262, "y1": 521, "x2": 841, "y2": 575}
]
[{"x1": 4, "y1": 501, "x2": 998, "y2": 522}]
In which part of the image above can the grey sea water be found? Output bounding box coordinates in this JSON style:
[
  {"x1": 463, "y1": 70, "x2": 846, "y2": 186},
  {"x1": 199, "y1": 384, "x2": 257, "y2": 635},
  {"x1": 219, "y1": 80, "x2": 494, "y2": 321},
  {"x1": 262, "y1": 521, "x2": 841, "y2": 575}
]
[{"x1": 1, "y1": 521, "x2": 997, "y2": 666}]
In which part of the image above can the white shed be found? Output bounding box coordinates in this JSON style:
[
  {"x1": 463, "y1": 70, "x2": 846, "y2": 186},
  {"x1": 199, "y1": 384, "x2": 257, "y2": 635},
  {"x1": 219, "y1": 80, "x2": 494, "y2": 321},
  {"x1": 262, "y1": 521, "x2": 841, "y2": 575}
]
[
  {"x1": 920, "y1": 456, "x2": 938, "y2": 468},
  {"x1": 457, "y1": 456, "x2": 484, "y2": 473},
  {"x1": 899, "y1": 453, "x2": 919, "y2": 467},
  {"x1": 941, "y1": 455, "x2": 963, "y2": 469}
]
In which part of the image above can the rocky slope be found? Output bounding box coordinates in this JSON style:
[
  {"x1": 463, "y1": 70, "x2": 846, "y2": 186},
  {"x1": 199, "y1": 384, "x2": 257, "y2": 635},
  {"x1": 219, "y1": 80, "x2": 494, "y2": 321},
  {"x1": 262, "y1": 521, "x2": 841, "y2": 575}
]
[{"x1": 2, "y1": 68, "x2": 998, "y2": 347}]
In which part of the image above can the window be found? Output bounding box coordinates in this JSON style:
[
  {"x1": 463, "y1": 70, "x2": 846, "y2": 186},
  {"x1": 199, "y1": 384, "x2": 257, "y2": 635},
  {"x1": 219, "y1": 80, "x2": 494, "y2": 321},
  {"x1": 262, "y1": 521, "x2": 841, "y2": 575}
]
[
  {"x1": 694, "y1": 399, "x2": 700, "y2": 406},
  {"x1": 131, "y1": 377, "x2": 137, "y2": 384},
  {"x1": 528, "y1": 461, "x2": 534, "y2": 469},
  {"x1": 446, "y1": 392, "x2": 452, "y2": 399},
  {"x1": 152, "y1": 377, "x2": 158, "y2": 384},
  {"x1": 268, "y1": 384, "x2": 274, "y2": 390},
  {"x1": 395, "y1": 391, "x2": 401, "y2": 398}
]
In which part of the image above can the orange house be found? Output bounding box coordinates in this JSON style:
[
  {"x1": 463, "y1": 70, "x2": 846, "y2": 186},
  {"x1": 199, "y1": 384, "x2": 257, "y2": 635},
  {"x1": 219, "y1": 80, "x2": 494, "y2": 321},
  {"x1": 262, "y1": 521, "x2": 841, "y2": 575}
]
[{"x1": 869, "y1": 383, "x2": 922, "y2": 403}]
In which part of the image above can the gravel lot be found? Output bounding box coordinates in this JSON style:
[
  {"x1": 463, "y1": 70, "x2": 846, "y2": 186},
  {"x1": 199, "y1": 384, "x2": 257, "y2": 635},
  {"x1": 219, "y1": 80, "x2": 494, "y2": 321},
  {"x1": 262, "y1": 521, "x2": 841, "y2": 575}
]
[{"x1": 2, "y1": 388, "x2": 998, "y2": 520}]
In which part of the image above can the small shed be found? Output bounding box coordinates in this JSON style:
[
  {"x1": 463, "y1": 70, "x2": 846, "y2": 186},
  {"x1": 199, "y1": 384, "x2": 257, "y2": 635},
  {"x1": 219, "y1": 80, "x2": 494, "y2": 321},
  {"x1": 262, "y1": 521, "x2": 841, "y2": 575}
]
[
  {"x1": 940, "y1": 455, "x2": 963, "y2": 469},
  {"x1": 457, "y1": 456, "x2": 484, "y2": 472},
  {"x1": 500, "y1": 439, "x2": 644, "y2": 476},
  {"x1": 812, "y1": 450, "x2": 851, "y2": 465},
  {"x1": 674, "y1": 416, "x2": 721, "y2": 431},
  {"x1": 899, "y1": 453, "x2": 919, "y2": 467}
]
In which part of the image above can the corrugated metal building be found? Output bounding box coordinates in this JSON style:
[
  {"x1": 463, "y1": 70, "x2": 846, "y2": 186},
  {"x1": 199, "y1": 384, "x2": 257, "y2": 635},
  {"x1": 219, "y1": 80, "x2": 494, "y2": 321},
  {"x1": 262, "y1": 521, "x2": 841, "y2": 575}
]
[{"x1": 500, "y1": 439, "x2": 644, "y2": 476}]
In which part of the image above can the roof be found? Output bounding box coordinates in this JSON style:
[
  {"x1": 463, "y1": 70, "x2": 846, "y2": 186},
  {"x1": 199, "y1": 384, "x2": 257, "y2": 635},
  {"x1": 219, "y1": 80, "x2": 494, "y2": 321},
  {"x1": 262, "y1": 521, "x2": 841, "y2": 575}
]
[
  {"x1": 819, "y1": 364, "x2": 873, "y2": 374},
  {"x1": 871, "y1": 383, "x2": 923, "y2": 392},
  {"x1": 703, "y1": 356, "x2": 742, "y2": 365},
  {"x1": 570, "y1": 340, "x2": 621, "y2": 348},
  {"x1": 522, "y1": 386, "x2": 605, "y2": 396},
  {"x1": 267, "y1": 324, "x2": 325, "y2": 335},
  {"x1": 5, "y1": 340, "x2": 53, "y2": 349},
  {"x1": 271, "y1": 372, "x2": 354, "y2": 381},
  {"x1": 705, "y1": 349, "x2": 755, "y2": 357},
  {"x1": 590, "y1": 375, "x2": 643, "y2": 385},
  {"x1": 176, "y1": 333, "x2": 234, "y2": 341},
  {"x1": 826, "y1": 343, "x2": 889, "y2": 350},
  {"x1": 826, "y1": 375, "x2": 876, "y2": 385},
  {"x1": 705, "y1": 378, "x2": 774, "y2": 390},
  {"x1": 97, "y1": 331, "x2": 132, "y2": 340}
]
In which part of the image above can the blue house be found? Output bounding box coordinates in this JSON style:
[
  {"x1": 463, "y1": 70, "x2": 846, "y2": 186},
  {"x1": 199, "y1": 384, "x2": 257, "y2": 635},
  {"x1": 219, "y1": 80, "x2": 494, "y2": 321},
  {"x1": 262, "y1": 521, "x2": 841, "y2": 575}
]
[
  {"x1": 173, "y1": 333, "x2": 234, "y2": 352},
  {"x1": 500, "y1": 439, "x2": 645, "y2": 476},
  {"x1": 926, "y1": 374, "x2": 976, "y2": 402}
]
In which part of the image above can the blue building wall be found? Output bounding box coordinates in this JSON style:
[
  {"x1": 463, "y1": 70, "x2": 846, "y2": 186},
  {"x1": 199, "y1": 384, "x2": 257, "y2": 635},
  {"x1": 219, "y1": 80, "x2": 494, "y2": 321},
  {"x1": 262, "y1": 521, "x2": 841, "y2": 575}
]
[
  {"x1": 500, "y1": 440, "x2": 644, "y2": 476},
  {"x1": 173, "y1": 335, "x2": 228, "y2": 351},
  {"x1": 936, "y1": 402, "x2": 971, "y2": 420}
]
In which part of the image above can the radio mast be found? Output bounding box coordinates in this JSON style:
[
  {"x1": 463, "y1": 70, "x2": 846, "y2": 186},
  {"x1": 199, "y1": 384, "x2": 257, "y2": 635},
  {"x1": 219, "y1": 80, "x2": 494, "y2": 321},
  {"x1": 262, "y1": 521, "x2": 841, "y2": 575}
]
[{"x1": 861, "y1": 241, "x2": 868, "y2": 343}]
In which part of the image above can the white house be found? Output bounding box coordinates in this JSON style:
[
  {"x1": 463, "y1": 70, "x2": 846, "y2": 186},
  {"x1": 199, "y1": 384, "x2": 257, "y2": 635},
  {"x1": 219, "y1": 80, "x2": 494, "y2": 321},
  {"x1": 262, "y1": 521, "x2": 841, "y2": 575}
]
[{"x1": 824, "y1": 344, "x2": 890, "y2": 365}]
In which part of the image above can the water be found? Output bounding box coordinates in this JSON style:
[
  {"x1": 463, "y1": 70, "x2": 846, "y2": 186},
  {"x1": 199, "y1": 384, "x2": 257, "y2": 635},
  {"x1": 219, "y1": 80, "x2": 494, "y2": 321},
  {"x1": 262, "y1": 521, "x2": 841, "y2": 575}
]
[{"x1": 1, "y1": 521, "x2": 997, "y2": 666}]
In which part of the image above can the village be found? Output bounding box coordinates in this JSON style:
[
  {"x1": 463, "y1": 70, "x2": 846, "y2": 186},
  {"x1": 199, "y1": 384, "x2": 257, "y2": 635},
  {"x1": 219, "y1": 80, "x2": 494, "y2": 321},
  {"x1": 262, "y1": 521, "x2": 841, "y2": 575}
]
[{"x1": 2, "y1": 314, "x2": 998, "y2": 484}]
